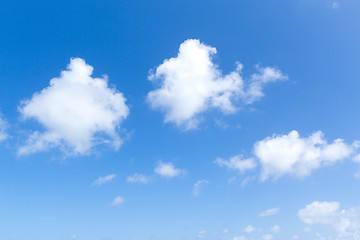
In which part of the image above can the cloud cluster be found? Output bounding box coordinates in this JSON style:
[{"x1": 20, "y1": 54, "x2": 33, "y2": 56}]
[
  {"x1": 147, "y1": 39, "x2": 287, "y2": 130},
  {"x1": 299, "y1": 201, "x2": 360, "y2": 239},
  {"x1": 255, "y1": 130, "x2": 358, "y2": 181},
  {"x1": 18, "y1": 58, "x2": 129, "y2": 155}
]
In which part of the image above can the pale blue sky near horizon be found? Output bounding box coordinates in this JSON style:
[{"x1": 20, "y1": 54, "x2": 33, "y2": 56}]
[{"x1": 0, "y1": 0, "x2": 360, "y2": 240}]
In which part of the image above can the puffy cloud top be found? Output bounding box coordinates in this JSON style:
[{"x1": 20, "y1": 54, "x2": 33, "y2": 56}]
[
  {"x1": 147, "y1": 39, "x2": 287, "y2": 130},
  {"x1": 18, "y1": 58, "x2": 129, "y2": 155},
  {"x1": 254, "y1": 130, "x2": 357, "y2": 181}
]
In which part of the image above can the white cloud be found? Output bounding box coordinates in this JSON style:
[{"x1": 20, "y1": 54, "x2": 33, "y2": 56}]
[
  {"x1": 261, "y1": 234, "x2": 273, "y2": 240},
  {"x1": 154, "y1": 161, "x2": 185, "y2": 178},
  {"x1": 233, "y1": 236, "x2": 247, "y2": 240},
  {"x1": 92, "y1": 174, "x2": 116, "y2": 186},
  {"x1": 299, "y1": 201, "x2": 360, "y2": 239},
  {"x1": 126, "y1": 173, "x2": 152, "y2": 184},
  {"x1": 0, "y1": 114, "x2": 8, "y2": 142},
  {"x1": 332, "y1": 2, "x2": 339, "y2": 9},
  {"x1": 18, "y1": 58, "x2": 129, "y2": 155},
  {"x1": 270, "y1": 225, "x2": 280, "y2": 233},
  {"x1": 147, "y1": 39, "x2": 286, "y2": 130},
  {"x1": 254, "y1": 130, "x2": 358, "y2": 181},
  {"x1": 197, "y1": 230, "x2": 207, "y2": 239},
  {"x1": 259, "y1": 207, "x2": 280, "y2": 217},
  {"x1": 192, "y1": 179, "x2": 209, "y2": 196},
  {"x1": 243, "y1": 225, "x2": 256, "y2": 233},
  {"x1": 244, "y1": 65, "x2": 287, "y2": 104},
  {"x1": 214, "y1": 155, "x2": 257, "y2": 173},
  {"x1": 110, "y1": 196, "x2": 124, "y2": 206}
]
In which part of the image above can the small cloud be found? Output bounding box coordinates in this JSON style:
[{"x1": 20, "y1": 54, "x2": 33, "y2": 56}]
[
  {"x1": 214, "y1": 119, "x2": 230, "y2": 130},
  {"x1": 233, "y1": 236, "x2": 247, "y2": 240},
  {"x1": 298, "y1": 201, "x2": 360, "y2": 237},
  {"x1": 197, "y1": 230, "x2": 207, "y2": 239},
  {"x1": 262, "y1": 234, "x2": 273, "y2": 240},
  {"x1": 241, "y1": 176, "x2": 256, "y2": 188},
  {"x1": 255, "y1": 130, "x2": 358, "y2": 181},
  {"x1": 223, "y1": 229, "x2": 229, "y2": 234},
  {"x1": 192, "y1": 180, "x2": 209, "y2": 196},
  {"x1": 228, "y1": 176, "x2": 237, "y2": 184},
  {"x1": 215, "y1": 155, "x2": 257, "y2": 173},
  {"x1": 110, "y1": 196, "x2": 124, "y2": 206},
  {"x1": 0, "y1": 114, "x2": 8, "y2": 142},
  {"x1": 244, "y1": 225, "x2": 256, "y2": 234},
  {"x1": 270, "y1": 225, "x2": 280, "y2": 233},
  {"x1": 92, "y1": 174, "x2": 116, "y2": 186},
  {"x1": 332, "y1": 2, "x2": 339, "y2": 9},
  {"x1": 258, "y1": 207, "x2": 280, "y2": 217},
  {"x1": 126, "y1": 173, "x2": 152, "y2": 184},
  {"x1": 68, "y1": 234, "x2": 77, "y2": 240},
  {"x1": 154, "y1": 161, "x2": 185, "y2": 178}
]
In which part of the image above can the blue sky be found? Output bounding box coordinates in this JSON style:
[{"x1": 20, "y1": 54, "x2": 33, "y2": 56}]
[{"x1": 1, "y1": 0, "x2": 360, "y2": 239}]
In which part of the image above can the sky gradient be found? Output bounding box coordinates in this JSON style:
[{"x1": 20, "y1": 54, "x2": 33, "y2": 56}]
[{"x1": 0, "y1": 0, "x2": 360, "y2": 240}]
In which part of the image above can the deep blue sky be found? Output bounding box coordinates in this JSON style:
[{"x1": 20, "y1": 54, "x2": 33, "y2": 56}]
[{"x1": 0, "y1": 0, "x2": 360, "y2": 240}]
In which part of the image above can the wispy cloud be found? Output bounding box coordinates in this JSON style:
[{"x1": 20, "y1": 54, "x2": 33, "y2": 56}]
[
  {"x1": 192, "y1": 180, "x2": 209, "y2": 196},
  {"x1": 92, "y1": 174, "x2": 116, "y2": 186},
  {"x1": 259, "y1": 207, "x2": 280, "y2": 217},
  {"x1": 126, "y1": 173, "x2": 152, "y2": 184},
  {"x1": 110, "y1": 196, "x2": 124, "y2": 206}
]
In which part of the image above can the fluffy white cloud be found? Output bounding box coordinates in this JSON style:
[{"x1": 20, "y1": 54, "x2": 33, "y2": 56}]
[
  {"x1": 214, "y1": 155, "x2": 256, "y2": 173},
  {"x1": 254, "y1": 130, "x2": 358, "y2": 181},
  {"x1": 18, "y1": 58, "x2": 129, "y2": 155},
  {"x1": 110, "y1": 196, "x2": 124, "y2": 206},
  {"x1": 243, "y1": 225, "x2": 256, "y2": 233},
  {"x1": 147, "y1": 39, "x2": 287, "y2": 130},
  {"x1": 154, "y1": 161, "x2": 185, "y2": 178},
  {"x1": 270, "y1": 225, "x2": 281, "y2": 233},
  {"x1": 298, "y1": 201, "x2": 360, "y2": 239},
  {"x1": 259, "y1": 207, "x2": 280, "y2": 217},
  {"x1": 126, "y1": 173, "x2": 152, "y2": 184},
  {"x1": 92, "y1": 174, "x2": 116, "y2": 186},
  {"x1": 0, "y1": 115, "x2": 8, "y2": 142},
  {"x1": 192, "y1": 179, "x2": 209, "y2": 196}
]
